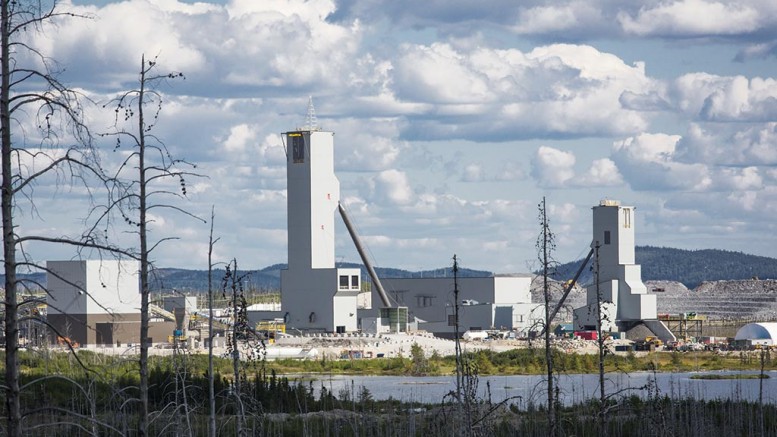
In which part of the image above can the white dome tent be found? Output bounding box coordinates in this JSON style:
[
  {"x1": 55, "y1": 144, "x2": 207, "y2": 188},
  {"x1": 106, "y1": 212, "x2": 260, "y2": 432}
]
[{"x1": 734, "y1": 323, "x2": 777, "y2": 347}]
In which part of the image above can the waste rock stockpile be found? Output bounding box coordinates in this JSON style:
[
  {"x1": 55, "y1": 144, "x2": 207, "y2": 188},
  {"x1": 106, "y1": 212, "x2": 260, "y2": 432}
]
[{"x1": 649, "y1": 279, "x2": 777, "y2": 320}]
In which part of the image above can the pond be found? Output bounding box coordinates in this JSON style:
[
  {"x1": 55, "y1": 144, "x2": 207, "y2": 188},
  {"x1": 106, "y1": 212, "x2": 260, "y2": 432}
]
[{"x1": 301, "y1": 371, "x2": 777, "y2": 406}]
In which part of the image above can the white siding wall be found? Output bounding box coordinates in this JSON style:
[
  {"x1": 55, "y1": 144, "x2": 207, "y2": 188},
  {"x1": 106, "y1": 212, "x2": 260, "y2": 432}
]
[
  {"x1": 493, "y1": 276, "x2": 532, "y2": 303},
  {"x1": 308, "y1": 131, "x2": 339, "y2": 269},
  {"x1": 333, "y1": 294, "x2": 358, "y2": 331},
  {"x1": 47, "y1": 260, "x2": 140, "y2": 315}
]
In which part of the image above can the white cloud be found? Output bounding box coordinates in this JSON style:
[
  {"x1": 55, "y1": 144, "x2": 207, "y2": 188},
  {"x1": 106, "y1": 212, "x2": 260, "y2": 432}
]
[
  {"x1": 495, "y1": 162, "x2": 526, "y2": 181},
  {"x1": 547, "y1": 202, "x2": 580, "y2": 223},
  {"x1": 577, "y1": 158, "x2": 624, "y2": 186},
  {"x1": 713, "y1": 167, "x2": 762, "y2": 191},
  {"x1": 393, "y1": 43, "x2": 657, "y2": 140},
  {"x1": 367, "y1": 169, "x2": 415, "y2": 206},
  {"x1": 673, "y1": 74, "x2": 777, "y2": 122},
  {"x1": 611, "y1": 133, "x2": 712, "y2": 191},
  {"x1": 222, "y1": 124, "x2": 256, "y2": 152},
  {"x1": 676, "y1": 123, "x2": 777, "y2": 166},
  {"x1": 531, "y1": 147, "x2": 624, "y2": 188},
  {"x1": 461, "y1": 163, "x2": 484, "y2": 182},
  {"x1": 618, "y1": 0, "x2": 765, "y2": 37},
  {"x1": 331, "y1": 119, "x2": 404, "y2": 172},
  {"x1": 513, "y1": 2, "x2": 603, "y2": 35},
  {"x1": 394, "y1": 43, "x2": 492, "y2": 104},
  {"x1": 531, "y1": 146, "x2": 576, "y2": 188}
]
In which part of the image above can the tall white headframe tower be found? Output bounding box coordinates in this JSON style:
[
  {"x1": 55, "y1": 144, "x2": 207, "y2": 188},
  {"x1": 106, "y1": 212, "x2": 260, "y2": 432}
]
[
  {"x1": 280, "y1": 113, "x2": 360, "y2": 333},
  {"x1": 574, "y1": 200, "x2": 657, "y2": 332},
  {"x1": 286, "y1": 129, "x2": 339, "y2": 269}
]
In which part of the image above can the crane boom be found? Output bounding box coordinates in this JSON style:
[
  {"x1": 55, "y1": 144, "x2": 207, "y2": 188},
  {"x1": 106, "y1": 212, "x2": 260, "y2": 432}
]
[{"x1": 540, "y1": 247, "x2": 594, "y2": 336}]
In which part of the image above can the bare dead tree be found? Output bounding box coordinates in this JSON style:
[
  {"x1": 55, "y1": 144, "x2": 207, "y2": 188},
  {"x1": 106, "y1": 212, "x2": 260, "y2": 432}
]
[
  {"x1": 103, "y1": 55, "x2": 203, "y2": 436},
  {"x1": 536, "y1": 196, "x2": 558, "y2": 436},
  {"x1": 593, "y1": 241, "x2": 608, "y2": 435},
  {"x1": 221, "y1": 259, "x2": 265, "y2": 436},
  {"x1": 207, "y1": 206, "x2": 218, "y2": 437},
  {"x1": 0, "y1": 1, "x2": 144, "y2": 435},
  {"x1": 452, "y1": 254, "x2": 463, "y2": 404}
]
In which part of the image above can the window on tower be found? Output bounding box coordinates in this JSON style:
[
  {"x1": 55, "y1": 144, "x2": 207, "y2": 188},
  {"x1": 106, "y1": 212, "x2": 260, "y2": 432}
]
[
  {"x1": 604, "y1": 230, "x2": 611, "y2": 245},
  {"x1": 291, "y1": 134, "x2": 305, "y2": 163}
]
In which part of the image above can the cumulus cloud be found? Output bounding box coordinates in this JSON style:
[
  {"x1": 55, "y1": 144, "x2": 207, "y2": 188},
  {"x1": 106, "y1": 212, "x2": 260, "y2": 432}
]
[
  {"x1": 577, "y1": 159, "x2": 624, "y2": 186},
  {"x1": 618, "y1": 0, "x2": 765, "y2": 37},
  {"x1": 531, "y1": 146, "x2": 576, "y2": 188},
  {"x1": 395, "y1": 43, "x2": 657, "y2": 141},
  {"x1": 714, "y1": 167, "x2": 763, "y2": 191},
  {"x1": 676, "y1": 123, "x2": 777, "y2": 166},
  {"x1": 222, "y1": 124, "x2": 256, "y2": 152},
  {"x1": 365, "y1": 169, "x2": 415, "y2": 206},
  {"x1": 495, "y1": 162, "x2": 526, "y2": 181},
  {"x1": 331, "y1": 0, "x2": 777, "y2": 43},
  {"x1": 31, "y1": 0, "x2": 365, "y2": 96},
  {"x1": 531, "y1": 147, "x2": 623, "y2": 188},
  {"x1": 672, "y1": 74, "x2": 777, "y2": 122},
  {"x1": 512, "y1": 1, "x2": 609, "y2": 37},
  {"x1": 461, "y1": 163, "x2": 485, "y2": 182},
  {"x1": 330, "y1": 119, "x2": 404, "y2": 172},
  {"x1": 611, "y1": 133, "x2": 716, "y2": 192},
  {"x1": 735, "y1": 42, "x2": 777, "y2": 61},
  {"x1": 547, "y1": 202, "x2": 580, "y2": 223}
]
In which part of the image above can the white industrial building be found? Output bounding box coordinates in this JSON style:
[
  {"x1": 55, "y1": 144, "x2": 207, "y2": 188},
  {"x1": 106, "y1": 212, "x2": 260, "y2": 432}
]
[
  {"x1": 734, "y1": 323, "x2": 777, "y2": 347},
  {"x1": 573, "y1": 200, "x2": 673, "y2": 341},
  {"x1": 249, "y1": 104, "x2": 540, "y2": 336},
  {"x1": 46, "y1": 259, "x2": 175, "y2": 346},
  {"x1": 366, "y1": 275, "x2": 544, "y2": 337}
]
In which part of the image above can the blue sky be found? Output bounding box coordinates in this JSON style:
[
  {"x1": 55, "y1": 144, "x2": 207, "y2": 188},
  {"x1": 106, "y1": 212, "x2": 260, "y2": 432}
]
[{"x1": 19, "y1": 0, "x2": 777, "y2": 273}]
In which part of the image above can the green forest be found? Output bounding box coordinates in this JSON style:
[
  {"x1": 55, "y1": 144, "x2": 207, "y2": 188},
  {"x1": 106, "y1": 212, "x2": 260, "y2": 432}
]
[{"x1": 553, "y1": 246, "x2": 777, "y2": 288}]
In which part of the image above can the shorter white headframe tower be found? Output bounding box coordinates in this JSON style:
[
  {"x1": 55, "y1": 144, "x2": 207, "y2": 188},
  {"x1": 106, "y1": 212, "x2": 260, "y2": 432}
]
[
  {"x1": 573, "y1": 200, "x2": 658, "y2": 333},
  {"x1": 280, "y1": 99, "x2": 360, "y2": 333}
]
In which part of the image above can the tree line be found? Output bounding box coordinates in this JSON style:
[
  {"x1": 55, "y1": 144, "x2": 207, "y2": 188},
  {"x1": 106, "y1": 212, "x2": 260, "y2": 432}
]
[{"x1": 553, "y1": 245, "x2": 777, "y2": 288}]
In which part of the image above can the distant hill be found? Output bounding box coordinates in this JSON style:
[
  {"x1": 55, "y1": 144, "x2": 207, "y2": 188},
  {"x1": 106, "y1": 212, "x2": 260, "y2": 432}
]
[
  {"x1": 9, "y1": 247, "x2": 774, "y2": 292},
  {"x1": 552, "y1": 246, "x2": 777, "y2": 289},
  {"x1": 147, "y1": 262, "x2": 492, "y2": 293}
]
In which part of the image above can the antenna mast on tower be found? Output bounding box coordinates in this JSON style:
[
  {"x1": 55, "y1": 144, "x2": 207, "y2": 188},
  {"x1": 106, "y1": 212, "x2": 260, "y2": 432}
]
[{"x1": 305, "y1": 96, "x2": 318, "y2": 131}]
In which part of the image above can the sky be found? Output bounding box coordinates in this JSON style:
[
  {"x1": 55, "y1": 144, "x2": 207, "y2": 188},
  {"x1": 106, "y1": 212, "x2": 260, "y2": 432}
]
[{"x1": 14, "y1": 0, "x2": 777, "y2": 274}]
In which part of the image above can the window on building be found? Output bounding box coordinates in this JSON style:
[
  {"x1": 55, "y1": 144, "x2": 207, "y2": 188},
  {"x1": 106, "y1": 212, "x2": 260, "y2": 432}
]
[
  {"x1": 604, "y1": 230, "x2": 611, "y2": 245},
  {"x1": 416, "y1": 295, "x2": 434, "y2": 307},
  {"x1": 351, "y1": 275, "x2": 359, "y2": 290},
  {"x1": 391, "y1": 290, "x2": 407, "y2": 305},
  {"x1": 339, "y1": 275, "x2": 349, "y2": 289},
  {"x1": 623, "y1": 208, "x2": 631, "y2": 228},
  {"x1": 291, "y1": 135, "x2": 305, "y2": 163},
  {"x1": 448, "y1": 314, "x2": 457, "y2": 326}
]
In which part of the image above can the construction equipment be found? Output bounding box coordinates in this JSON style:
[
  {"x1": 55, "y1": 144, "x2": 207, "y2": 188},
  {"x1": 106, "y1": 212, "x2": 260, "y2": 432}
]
[{"x1": 57, "y1": 336, "x2": 79, "y2": 348}]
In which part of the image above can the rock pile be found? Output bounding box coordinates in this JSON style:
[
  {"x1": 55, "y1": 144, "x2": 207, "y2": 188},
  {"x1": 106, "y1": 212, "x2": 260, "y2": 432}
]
[{"x1": 650, "y1": 279, "x2": 777, "y2": 320}]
